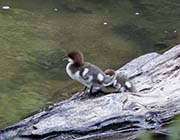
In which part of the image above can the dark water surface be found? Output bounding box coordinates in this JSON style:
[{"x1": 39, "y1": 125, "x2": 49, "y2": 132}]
[{"x1": 0, "y1": 0, "x2": 179, "y2": 130}]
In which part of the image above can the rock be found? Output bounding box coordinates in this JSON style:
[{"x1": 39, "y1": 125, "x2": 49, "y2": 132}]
[{"x1": 1, "y1": 45, "x2": 180, "y2": 140}]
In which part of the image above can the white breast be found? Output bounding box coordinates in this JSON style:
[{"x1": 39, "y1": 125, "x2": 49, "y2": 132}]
[
  {"x1": 66, "y1": 63, "x2": 82, "y2": 80},
  {"x1": 66, "y1": 63, "x2": 75, "y2": 79},
  {"x1": 66, "y1": 63, "x2": 92, "y2": 87}
]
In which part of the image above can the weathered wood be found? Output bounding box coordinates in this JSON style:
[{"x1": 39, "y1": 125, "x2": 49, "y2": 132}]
[{"x1": 1, "y1": 45, "x2": 180, "y2": 140}]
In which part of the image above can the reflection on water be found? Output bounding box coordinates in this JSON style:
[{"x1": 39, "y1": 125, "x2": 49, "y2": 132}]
[{"x1": 0, "y1": 0, "x2": 179, "y2": 130}]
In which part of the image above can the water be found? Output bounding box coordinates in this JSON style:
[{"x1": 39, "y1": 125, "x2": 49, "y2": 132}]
[{"x1": 0, "y1": 0, "x2": 179, "y2": 130}]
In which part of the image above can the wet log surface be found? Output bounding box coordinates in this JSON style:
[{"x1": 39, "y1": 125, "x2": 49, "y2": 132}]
[{"x1": 1, "y1": 45, "x2": 180, "y2": 140}]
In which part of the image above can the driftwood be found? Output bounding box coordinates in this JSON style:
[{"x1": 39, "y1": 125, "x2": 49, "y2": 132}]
[{"x1": 1, "y1": 45, "x2": 180, "y2": 140}]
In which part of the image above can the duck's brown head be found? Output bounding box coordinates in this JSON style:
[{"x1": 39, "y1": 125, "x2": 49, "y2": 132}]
[
  {"x1": 67, "y1": 51, "x2": 84, "y2": 65},
  {"x1": 104, "y1": 68, "x2": 116, "y2": 76}
]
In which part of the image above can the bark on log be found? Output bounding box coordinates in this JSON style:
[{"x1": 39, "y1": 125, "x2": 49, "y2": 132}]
[{"x1": 1, "y1": 45, "x2": 180, "y2": 140}]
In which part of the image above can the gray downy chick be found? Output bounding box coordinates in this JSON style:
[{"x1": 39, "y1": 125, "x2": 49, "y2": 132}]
[
  {"x1": 104, "y1": 68, "x2": 133, "y2": 92},
  {"x1": 65, "y1": 51, "x2": 116, "y2": 94}
]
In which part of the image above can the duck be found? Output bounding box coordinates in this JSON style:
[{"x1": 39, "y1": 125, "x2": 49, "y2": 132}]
[
  {"x1": 65, "y1": 51, "x2": 116, "y2": 94},
  {"x1": 104, "y1": 68, "x2": 133, "y2": 92}
]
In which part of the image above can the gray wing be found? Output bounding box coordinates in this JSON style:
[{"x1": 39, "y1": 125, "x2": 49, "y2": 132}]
[
  {"x1": 80, "y1": 63, "x2": 115, "y2": 85},
  {"x1": 78, "y1": 63, "x2": 103, "y2": 84}
]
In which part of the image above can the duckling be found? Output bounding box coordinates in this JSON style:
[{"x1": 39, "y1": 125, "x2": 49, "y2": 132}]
[
  {"x1": 104, "y1": 68, "x2": 133, "y2": 92},
  {"x1": 65, "y1": 51, "x2": 116, "y2": 94}
]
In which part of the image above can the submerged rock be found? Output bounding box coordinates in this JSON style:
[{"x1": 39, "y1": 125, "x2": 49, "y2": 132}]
[{"x1": 1, "y1": 45, "x2": 180, "y2": 140}]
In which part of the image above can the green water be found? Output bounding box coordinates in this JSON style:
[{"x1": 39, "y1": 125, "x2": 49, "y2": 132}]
[{"x1": 0, "y1": 0, "x2": 179, "y2": 130}]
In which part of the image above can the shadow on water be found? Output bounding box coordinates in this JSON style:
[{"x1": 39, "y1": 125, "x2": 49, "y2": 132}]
[{"x1": 0, "y1": 1, "x2": 179, "y2": 139}]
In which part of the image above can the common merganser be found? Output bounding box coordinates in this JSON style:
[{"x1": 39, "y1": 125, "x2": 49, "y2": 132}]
[
  {"x1": 65, "y1": 51, "x2": 116, "y2": 93},
  {"x1": 104, "y1": 68, "x2": 133, "y2": 92}
]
